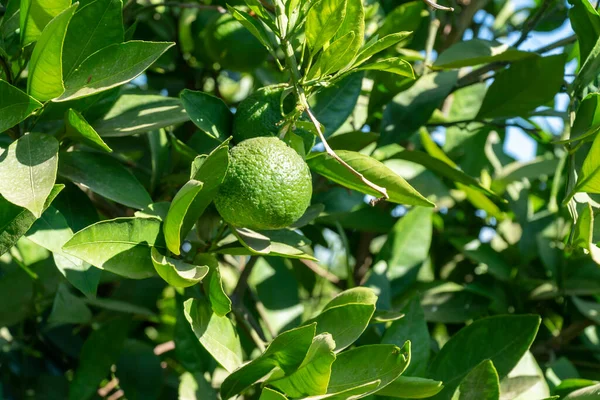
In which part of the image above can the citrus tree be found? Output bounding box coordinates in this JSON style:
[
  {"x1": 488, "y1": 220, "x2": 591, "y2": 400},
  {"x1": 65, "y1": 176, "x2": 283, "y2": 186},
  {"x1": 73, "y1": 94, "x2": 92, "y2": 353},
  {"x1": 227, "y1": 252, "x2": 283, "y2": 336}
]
[{"x1": 1, "y1": 0, "x2": 600, "y2": 398}]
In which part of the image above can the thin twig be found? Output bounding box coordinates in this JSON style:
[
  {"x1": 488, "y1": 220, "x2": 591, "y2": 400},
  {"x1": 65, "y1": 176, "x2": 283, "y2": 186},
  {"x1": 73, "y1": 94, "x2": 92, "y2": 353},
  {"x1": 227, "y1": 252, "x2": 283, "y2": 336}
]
[
  {"x1": 421, "y1": 0, "x2": 454, "y2": 11},
  {"x1": 443, "y1": 0, "x2": 488, "y2": 48},
  {"x1": 454, "y1": 32, "x2": 575, "y2": 92},
  {"x1": 534, "y1": 34, "x2": 577, "y2": 54},
  {"x1": 512, "y1": 0, "x2": 551, "y2": 48},
  {"x1": 423, "y1": 11, "x2": 440, "y2": 75},
  {"x1": 231, "y1": 256, "x2": 258, "y2": 302},
  {"x1": 300, "y1": 259, "x2": 344, "y2": 288},
  {"x1": 134, "y1": 1, "x2": 225, "y2": 15},
  {"x1": 305, "y1": 107, "x2": 389, "y2": 204},
  {"x1": 232, "y1": 306, "x2": 267, "y2": 352},
  {"x1": 0, "y1": 55, "x2": 13, "y2": 84},
  {"x1": 230, "y1": 256, "x2": 268, "y2": 351}
]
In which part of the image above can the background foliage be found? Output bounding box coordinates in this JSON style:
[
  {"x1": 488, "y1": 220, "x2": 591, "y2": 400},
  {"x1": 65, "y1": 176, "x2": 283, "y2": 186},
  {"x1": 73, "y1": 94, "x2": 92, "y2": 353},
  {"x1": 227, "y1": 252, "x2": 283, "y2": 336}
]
[{"x1": 1, "y1": 0, "x2": 600, "y2": 398}]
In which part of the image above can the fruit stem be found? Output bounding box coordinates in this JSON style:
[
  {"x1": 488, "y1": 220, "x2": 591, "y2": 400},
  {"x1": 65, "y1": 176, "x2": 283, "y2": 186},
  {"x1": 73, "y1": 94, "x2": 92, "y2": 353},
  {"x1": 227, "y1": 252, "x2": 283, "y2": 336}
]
[
  {"x1": 304, "y1": 107, "x2": 389, "y2": 204},
  {"x1": 274, "y1": 0, "x2": 389, "y2": 204}
]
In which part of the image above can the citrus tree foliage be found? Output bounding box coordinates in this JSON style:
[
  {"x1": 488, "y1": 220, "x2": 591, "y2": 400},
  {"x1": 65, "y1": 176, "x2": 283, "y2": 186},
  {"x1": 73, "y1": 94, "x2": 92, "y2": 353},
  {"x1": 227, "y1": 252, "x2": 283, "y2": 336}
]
[{"x1": 2, "y1": 0, "x2": 600, "y2": 398}]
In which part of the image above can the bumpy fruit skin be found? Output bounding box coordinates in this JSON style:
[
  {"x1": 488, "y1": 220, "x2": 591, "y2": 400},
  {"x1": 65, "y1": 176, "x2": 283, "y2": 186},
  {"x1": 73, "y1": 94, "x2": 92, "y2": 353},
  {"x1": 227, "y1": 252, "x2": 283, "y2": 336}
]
[
  {"x1": 214, "y1": 137, "x2": 312, "y2": 230},
  {"x1": 203, "y1": 13, "x2": 268, "y2": 72},
  {"x1": 233, "y1": 85, "x2": 316, "y2": 152}
]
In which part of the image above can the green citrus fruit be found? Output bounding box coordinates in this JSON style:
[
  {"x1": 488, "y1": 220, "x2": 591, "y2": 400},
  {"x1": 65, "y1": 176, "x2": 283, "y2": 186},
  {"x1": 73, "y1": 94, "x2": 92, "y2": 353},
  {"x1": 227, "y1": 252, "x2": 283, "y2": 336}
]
[
  {"x1": 203, "y1": 13, "x2": 268, "y2": 72},
  {"x1": 214, "y1": 137, "x2": 312, "y2": 230},
  {"x1": 233, "y1": 85, "x2": 316, "y2": 153}
]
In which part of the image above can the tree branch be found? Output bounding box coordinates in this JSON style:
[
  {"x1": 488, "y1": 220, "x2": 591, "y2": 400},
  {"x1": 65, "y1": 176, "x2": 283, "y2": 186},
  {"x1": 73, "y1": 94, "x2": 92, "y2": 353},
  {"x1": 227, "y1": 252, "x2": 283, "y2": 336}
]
[
  {"x1": 512, "y1": 0, "x2": 551, "y2": 48},
  {"x1": 299, "y1": 259, "x2": 345, "y2": 288}
]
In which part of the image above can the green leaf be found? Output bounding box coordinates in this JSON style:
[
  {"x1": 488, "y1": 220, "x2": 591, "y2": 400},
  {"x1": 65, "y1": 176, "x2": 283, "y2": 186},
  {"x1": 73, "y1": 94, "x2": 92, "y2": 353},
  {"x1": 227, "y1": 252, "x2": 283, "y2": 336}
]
[
  {"x1": 334, "y1": 0, "x2": 364, "y2": 69},
  {"x1": 564, "y1": 383, "x2": 600, "y2": 399},
  {"x1": 93, "y1": 94, "x2": 189, "y2": 136},
  {"x1": 569, "y1": 0, "x2": 600, "y2": 62},
  {"x1": 353, "y1": 32, "x2": 413, "y2": 67},
  {"x1": 376, "y1": 206, "x2": 432, "y2": 294},
  {"x1": 0, "y1": 133, "x2": 59, "y2": 217},
  {"x1": 200, "y1": 254, "x2": 232, "y2": 316},
  {"x1": 569, "y1": 93, "x2": 600, "y2": 143},
  {"x1": 180, "y1": 89, "x2": 232, "y2": 140},
  {"x1": 220, "y1": 228, "x2": 317, "y2": 260},
  {"x1": 357, "y1": 57, "x2": 415, "y2": 78},
  {"x1": 573, "y1": 36, "x2": 600, "y2": 95},
  {"x1": 501, "y1": 352, "x2": 550, "y2": 400},
  {"x1": 325, "y1": 343, "x2": 411, "y2": 398},
  {"x1": 305, "y1": 0, "x2": 347, "y2": 53},
  {"x1": 151, "y1": 247, "x2": 209, "y2": 287},
  {"x1": 419, "y1": 129, "x2": 504, "y2": 218},
  {"x1": 374, "y1": 376, "x2": 444, "y2": 398},
  {"x1": 553, "y1": 380, "x2": 598, "y2": 399},
  {"x1": 382, "y1": 145, "x2": 501, "y2": 201},
  {"x1": 572, "y1": 296, "x2": 600, "y2": 324},
  {"x1": 179, "y1": 372, "x2": 218, "y2": 400},
  {"x1": 84, "y1": 296, "x2": 155, "y2": 317},
  {"x1": 304, "y1": 382, "x2": 382, "y2": 399},
  {"x1": 307, "y1": 32, "x2": 356, "y2": 79},
  {"x1": 221, "y1": 324, "x2": 316, "y2": 399},
  {"x1": 310, "y1": 72, "x2": 363, "y2": 135},
  {"x1": 69, "y1": 318, "x2": 131, "y2": 400},
  {"x1": 266, "y1": 229, "x2": 316, "y2": 259},
  {"x1": 269, "y1": 333, "x2": 336, "y2": 397},
  {"x1": 327, "y1": 131, "x2": 379, "y2": 151},
  {"x1": 0, "y1": 184, "x2": 63, "y2": 256},
  {"x1": 62, "y1": 0, "x2": 124, "y2": 80},
  {"x1": 116, "y1": 340, "x2": 164, "y2": 399},
  {"x1": 62, "y1": 217, "x2": 166, "y2": 279},
  {"x1": 307, "y1": 150, "x2": 433, "y2": 207},
  {"x1": 326, "y1": 286, "x2": 378, "y2": 307},
  {"x1": 261, "y1": 388, "x2": 288, "y2": 400},
  {"x1": 0, "y1": 80, "x2": 43, "y2": 133},
  {"x1": 0, "y1": 264, "x2": 35, "y2": 327},
  {"x1": 164, "y1": 142, "x2": 229, "y2": 254},
  {"x1": 59, "y1": 151, "x2": 152, "y2": 210},
  {"x1": 164, "y1": 180, "x2": 204, "y2": 254},
  {"x1": 382, "y1": 297, "x2": 429, "y2": 376},
  {"x1": 56, "y1": 41, "x2": 175, "y2": 101},
  {"x1": 26, "y1": 206, "x2": 101, "y2": 297},
  {"x1": 376, "y1": 1, "x2": 423, "y2": 38},
  {"x1": 434, "y1": 39, "x2": 534, "y2": 69},
  {"x1": 569, "y1": 133, "x2": 600, "y2": 199},
  {"x1": 427, "y1": 315, "x2": 541, "y2": 400},
  {"x1": 450, "y1": 239, "x2": 512, "y2": 281},
  {"x1": 20, "y1": 0, "x2": 71, "y2": 45},
  {"x1": 47, "y1": 283, "x2": 92, "y2": 326},
  {"x1": 27, "y1": 4, "x2": 77, "y2": 101},
  {"x1": 453, "y1": 360, "x2": 500, "y2": 400},
  {"x1": 422, "y1": 283, "x2": 490, "y2": 323},
  {"x1": 183, "y1": 298, "x2": 243, "y2": 373},
  {"x1": 572, "y1": 204, "x2": 600, "y2": 264},
  {"x1": 477, "y1": 54, "x2": 566, "y2": 119},
  {"x1": 492, "y1": 157, "x2": 560, "y2": 194},
  {"x1": 305, "y1": 287, "x2": 376, "y2": 351},
  {"x1": 246, "y1": 257, "x2": 304, "y2": 334},
  {"x1": 244, "y1": 0, "x2": 278, "y2": 33},
  {"x1": 228, "y1": 6, "x2": 276, "y2": 57},
  {"x1": 381, "y1": 71, "x2": 458, "y2": 144},
  {"x1": 64, "y1": 109, "x2": 112, "y2": 152},
  {"x1": 174, "y1": 298, "x2": 212, "y2": 373},
  {"x1": 52, "y1": 183, "x2": 99, "y2": 233}
]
